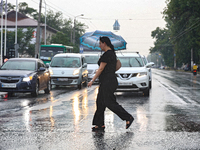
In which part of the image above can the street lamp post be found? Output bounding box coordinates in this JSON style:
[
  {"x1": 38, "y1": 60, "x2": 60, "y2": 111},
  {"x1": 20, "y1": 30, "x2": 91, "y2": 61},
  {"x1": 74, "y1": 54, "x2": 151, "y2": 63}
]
[
  {"x1": 44, "y1": 0, "x2": 46, "y2": 45},
  {"x1": 73, "y1": 14, "x2": 84, "y2": 45}
]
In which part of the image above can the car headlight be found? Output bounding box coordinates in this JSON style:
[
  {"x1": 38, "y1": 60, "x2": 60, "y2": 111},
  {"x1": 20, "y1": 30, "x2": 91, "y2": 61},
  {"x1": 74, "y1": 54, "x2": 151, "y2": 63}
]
[
  {"x1": 73, "y1": 69, "x2": 80, "y2": 75},
  {"x1": 49, "y1": 69, "x2": 53, "y2": 75},
  {"x1": 137, "y1": 72, "x2": 147, "y2": 77},
  {"x1": 23, "y1": 76, "x2": 33, "y2": 82}
]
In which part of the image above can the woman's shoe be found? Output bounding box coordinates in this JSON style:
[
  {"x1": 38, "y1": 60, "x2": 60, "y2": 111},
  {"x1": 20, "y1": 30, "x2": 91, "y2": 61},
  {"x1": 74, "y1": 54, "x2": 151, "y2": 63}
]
[
  {"x1": 126, "y1": 116, "x2": 134, "y2": 129},
  {"x1": 92, "y1": 126, "x2": 105, "y2": 132}
]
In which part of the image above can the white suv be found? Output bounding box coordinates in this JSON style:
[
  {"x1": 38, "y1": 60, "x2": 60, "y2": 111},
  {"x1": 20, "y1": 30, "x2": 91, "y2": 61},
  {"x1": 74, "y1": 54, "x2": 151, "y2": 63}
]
[
  {"x1": 115, "y1": 52, "x2": 153, "y2": 96},
  {"x1": 141, "y1": 55, "x2": 154, "y2": 89}
]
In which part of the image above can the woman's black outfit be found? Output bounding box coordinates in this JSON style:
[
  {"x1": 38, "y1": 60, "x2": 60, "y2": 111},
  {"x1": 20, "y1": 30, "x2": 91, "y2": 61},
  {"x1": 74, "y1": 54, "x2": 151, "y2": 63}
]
[{"x1": 92, "y1": 50, "x2": 133, "y2": 127}]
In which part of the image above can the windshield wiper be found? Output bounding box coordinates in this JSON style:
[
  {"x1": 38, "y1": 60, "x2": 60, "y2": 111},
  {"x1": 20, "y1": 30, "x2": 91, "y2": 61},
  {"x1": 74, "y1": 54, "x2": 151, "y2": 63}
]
[
  {"x1": 135, "y1": 58, "x2": 142, "y2": 67},
  {"x1": 129, "y1": 59, "x2": 132, "y2": 67},
  {"x1": 51, "y1": 66, "x2": 62, "y2": 67}
]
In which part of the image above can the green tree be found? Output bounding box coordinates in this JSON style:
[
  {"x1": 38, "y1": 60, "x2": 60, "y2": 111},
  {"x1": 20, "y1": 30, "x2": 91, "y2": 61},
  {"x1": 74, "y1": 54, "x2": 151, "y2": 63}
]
[
  {"x1": 2, "y1": 28, "x2": 35, "y2": 57},
  {"x1": 17, "y1": 28, "x2": 35, "y2": 56},
  {"x1": 163, "y1": 0, "x2": 200, "y2": 65},
  {"x1": 150, "y1": 27, "x2": 174, "y2": 67},
  {"x1": 39, "y1": 9, "x2": 87, "y2": 52},
  {"x1": 18, "y1": 2, "x2": 38, "y2": 18}
]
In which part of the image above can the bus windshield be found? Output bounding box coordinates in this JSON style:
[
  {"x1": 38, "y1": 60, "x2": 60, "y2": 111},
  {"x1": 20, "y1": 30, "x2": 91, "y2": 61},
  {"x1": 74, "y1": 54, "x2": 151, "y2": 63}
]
[
  {"x1": 40, "y1": 47, "x2": 64, "y2": 61},
  {"x1": 40, "y1": 45, "x2": 73, "y2": 64}
]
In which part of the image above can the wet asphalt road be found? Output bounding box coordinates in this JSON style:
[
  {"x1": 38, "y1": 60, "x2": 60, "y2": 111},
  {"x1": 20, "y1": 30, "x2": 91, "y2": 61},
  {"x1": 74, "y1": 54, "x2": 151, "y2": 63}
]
[{"x1": 0, "y1": 69, "x2": 200, "y2": 150}]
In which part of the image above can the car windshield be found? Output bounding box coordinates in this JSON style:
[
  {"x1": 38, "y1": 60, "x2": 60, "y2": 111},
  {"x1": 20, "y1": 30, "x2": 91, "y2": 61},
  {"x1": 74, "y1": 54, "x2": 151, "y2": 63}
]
[
  {"x1": 118, "y1": 57, "x2": 144, "y2": 67},
  {"x1": 1, "y1": 60, "x2": 36, "y2": 71},
  {"x1": 84, "y1": 55, "x2": 99, "y2": 64},
  {"x1": 51, "y1": 57, "x2": 81, "y2": 68}
]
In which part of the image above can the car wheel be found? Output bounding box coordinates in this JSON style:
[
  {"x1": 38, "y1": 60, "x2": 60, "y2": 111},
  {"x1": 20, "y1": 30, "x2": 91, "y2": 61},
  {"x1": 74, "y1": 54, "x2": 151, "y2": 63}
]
[
  {"x1": 44, "y1": 80, "x2": 51, "y2": 94},
  {"x1": 31, "y1": 81, "x2": 39, "y2": 97},
  {"x1": 143, "y1": 88, "x2": 150, "y2": 96},
  {"x1": 83, "y1": 78, "x2": 88, "y2": 87},
  {"x1": 149, "y1": 81, "x2": 152, "y2": 89},
  {"x1": 78, "y1": 83, "x2": 82, "y2": 89}
]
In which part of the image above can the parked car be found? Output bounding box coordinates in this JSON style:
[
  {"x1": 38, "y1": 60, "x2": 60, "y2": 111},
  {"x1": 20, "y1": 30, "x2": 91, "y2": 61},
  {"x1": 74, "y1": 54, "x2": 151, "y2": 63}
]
[
  {"x1": 0, "y1": 58, "x2": 51, "y2": 97},
  {"x1": 48, "y1": 53, "x2": 88, "y2": 89},
  {"x1": 141, "y1": 55, "x2": 154, "y2": 89},
  {"x1": 115, "y1": 52, "x2": 154, "y2": 96},
  {"x1": 83, "y1": 53, "x2": 100, "y2": 83}
]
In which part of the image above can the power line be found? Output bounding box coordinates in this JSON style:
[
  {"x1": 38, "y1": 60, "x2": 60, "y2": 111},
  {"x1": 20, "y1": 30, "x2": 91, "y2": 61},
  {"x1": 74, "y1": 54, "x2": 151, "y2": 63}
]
[
  {"x1": 30, "y1": 0, "x2": 73, "y2": 18},
  {"x1": 171, "y1": 18, "x2": 200, "y2": 41}
]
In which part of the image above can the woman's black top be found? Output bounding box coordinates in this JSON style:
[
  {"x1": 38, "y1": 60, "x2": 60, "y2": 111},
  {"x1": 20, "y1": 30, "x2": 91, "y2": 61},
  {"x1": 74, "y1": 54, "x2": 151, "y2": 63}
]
[{"x1": 98, "y1": 50, "x2": 117, "y2": 83}]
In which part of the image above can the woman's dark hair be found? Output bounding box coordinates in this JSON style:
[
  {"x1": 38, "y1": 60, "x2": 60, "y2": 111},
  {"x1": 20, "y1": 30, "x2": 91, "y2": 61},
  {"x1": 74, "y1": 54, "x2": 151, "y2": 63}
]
[{"x1": 99, "y1": 36, "x2": 115, "y2": 52}]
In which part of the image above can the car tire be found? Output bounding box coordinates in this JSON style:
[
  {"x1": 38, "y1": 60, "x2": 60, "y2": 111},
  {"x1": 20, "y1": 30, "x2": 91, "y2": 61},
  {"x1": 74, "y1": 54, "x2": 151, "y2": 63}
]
[
  {"x1": 78, "y1": 79, "x2": 83, "y2": 89},
  {"x1": 149, "y1": 81, "x2": 152, "y2": 89},
  {"x1": 143, "y1": 88, "x2": 150, "y2": 96},
  {"x1": 44, "y1": 80, "x2": 51, "y2": 94},
  {"x1": 31, "y1": 81, "x2": 39, "y2": 97},
  {"x1": 83, "y1": 78, "x2": 88, "y2": 87}
]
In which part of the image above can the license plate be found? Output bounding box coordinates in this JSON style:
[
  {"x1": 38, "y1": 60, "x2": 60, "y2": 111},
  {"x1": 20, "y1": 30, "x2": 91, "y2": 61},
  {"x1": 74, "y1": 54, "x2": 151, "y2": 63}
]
[
  {"x1": 119, "y1": 82, "x2": 132, "y2": 85},
  {"x1": 57, "y1": 78, "x2": 68, "y2": 81},
  {"x1": 2, "y1": 83, "x2": 16, "y2": 88}
]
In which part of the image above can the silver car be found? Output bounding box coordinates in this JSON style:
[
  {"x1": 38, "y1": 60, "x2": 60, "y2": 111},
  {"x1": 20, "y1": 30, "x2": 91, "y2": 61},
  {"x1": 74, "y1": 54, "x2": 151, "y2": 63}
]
[
  {"x1": 83, "y1": 53, "x2": 100, "y2": 83},
  {"x1": 49, "y1": 53, "x2": 88, "y2": 89}
]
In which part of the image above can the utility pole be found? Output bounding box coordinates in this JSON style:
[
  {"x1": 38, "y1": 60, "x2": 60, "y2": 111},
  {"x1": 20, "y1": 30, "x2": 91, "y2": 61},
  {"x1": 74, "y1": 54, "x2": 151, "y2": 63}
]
[
  {"x1": 14, "y1": 0, "x2": 18, "y2": 58},
  {"x1": 70, "y1": 26, "x2": 73, "y2": 43},
  {"x1": 73, "y1": 18, "x2": 76, "y2": 44},
  {"x1": 44, "y1": 0, "x2": 46, "y2": 45},
  {"x1": 191, "y1": 48, "x2": 193, "y2": 71},
  {"x1": 73, "y1": 14, "x2": 84, "y2": 45},
  {"x1": 35, "y1": 0, "x2": 42, "y2": 58},
  {"x1": 174, "y1": 53, "x2": 176, "y2": 69}
]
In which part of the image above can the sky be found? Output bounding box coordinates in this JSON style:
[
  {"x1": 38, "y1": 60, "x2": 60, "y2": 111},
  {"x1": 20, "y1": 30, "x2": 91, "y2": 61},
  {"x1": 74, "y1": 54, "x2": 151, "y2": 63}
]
[{"x1": 9, "y1": 0, "x2": 167, "y2": 56}]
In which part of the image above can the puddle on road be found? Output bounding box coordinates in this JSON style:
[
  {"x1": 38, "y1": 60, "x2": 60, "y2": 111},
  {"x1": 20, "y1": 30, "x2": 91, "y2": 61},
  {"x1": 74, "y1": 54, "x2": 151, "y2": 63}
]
[
  {"x1": 14, "y1": 88, "x2": 95, "y2": 132},
  {"x1": 164, "y1": 105, "x2": 200, "y2": 132}
]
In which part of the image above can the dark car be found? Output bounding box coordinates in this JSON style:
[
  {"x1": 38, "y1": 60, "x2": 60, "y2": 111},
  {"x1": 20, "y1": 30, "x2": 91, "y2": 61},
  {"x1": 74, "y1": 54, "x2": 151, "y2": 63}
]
[{"x1": 0, "y1": 58, "x2": 51, "y2": 97}]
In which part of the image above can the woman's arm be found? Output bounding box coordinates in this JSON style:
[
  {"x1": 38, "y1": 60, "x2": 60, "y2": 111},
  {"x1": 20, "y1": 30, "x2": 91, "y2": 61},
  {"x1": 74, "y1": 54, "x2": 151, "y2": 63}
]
[{"x1": 87, "y1": 62, "x2": 107, "y2": 87}]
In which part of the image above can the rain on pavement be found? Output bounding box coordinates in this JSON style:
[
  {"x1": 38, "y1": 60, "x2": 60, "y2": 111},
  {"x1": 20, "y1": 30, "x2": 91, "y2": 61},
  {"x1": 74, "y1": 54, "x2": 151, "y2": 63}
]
[{"x1": 0, "y1": 69, "x2": 200, "y2": 149}]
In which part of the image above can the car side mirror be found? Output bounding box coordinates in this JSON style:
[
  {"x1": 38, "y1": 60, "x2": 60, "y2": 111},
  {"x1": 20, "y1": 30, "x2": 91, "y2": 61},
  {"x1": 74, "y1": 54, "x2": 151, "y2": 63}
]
[
  {"x1": 82, "y1": 63, "x2": 87, "y2": 68},
  {"x1": 46, "y1": 63, "x2": 49, "y2": 68},
  {"x1": 39, "y1": 67, "x2": 45, "y2": 71},
  {"x1": 145, "y1": 62, "x2": 154, "y2": 68}
]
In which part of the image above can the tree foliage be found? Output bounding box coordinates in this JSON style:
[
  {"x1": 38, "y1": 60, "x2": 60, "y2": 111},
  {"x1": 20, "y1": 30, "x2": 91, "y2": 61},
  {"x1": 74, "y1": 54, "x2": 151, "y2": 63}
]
[
  {"x1": 150, "y1": 0, "x2": 200, "y2": 67},
  {"x1": 1, "y1": 28, "x2": 35, "y2": 57},
  {"x1": 2, "y1": 2, "x2": 87, "y2": 56}
]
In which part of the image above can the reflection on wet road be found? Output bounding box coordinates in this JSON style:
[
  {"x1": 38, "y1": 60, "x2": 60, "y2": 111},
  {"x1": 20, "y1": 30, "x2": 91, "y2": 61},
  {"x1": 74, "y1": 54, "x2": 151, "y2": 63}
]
[{"x1": 0, "y1": 69, "x2": 200, "y2": 149}]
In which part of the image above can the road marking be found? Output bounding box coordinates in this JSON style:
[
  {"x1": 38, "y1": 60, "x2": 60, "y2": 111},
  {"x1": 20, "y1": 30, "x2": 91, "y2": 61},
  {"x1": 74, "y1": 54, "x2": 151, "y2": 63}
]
[{"x1": 156, "y1": 78, "x2": 199, "y2": 105}]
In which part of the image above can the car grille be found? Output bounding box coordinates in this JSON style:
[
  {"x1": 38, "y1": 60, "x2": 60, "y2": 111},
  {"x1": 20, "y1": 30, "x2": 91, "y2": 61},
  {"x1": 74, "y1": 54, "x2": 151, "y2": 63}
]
[
  {"x1": 0, "y1": 76, "x2": 21, "y2": 83},
  {"x1": 118, "y1": 84, "x2": 138, "y2": 88},
  {"x1": 116, "y1": 73, "x2": 138, "y2": 79},
  {"x1": 120, "y1": 74, "x2": 131, "y2": 78},
  {"x1": 52, "y1": 79, "x2": 73, "y2": 85}
]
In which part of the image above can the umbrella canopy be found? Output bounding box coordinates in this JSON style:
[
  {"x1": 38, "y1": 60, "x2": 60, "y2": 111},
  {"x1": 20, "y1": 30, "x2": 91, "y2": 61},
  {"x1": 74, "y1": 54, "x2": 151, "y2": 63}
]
[{"x1": 80, "y1": 30, "x2": 127, "y2": 50}]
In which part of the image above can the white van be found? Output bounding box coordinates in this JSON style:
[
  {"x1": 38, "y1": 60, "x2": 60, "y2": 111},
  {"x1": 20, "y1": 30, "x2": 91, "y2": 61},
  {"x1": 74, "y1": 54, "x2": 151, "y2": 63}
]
[
  {"x1": 82, "y1": 53, "x2": 100, "y2": 83},
  {"x1": 48, "y1": 53, "x2": 88, "y2": 89}
]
